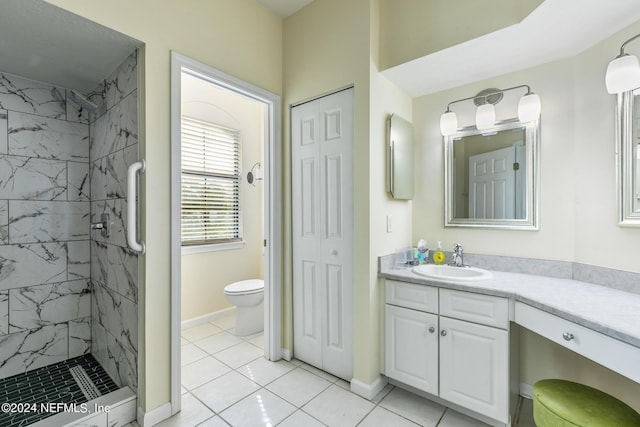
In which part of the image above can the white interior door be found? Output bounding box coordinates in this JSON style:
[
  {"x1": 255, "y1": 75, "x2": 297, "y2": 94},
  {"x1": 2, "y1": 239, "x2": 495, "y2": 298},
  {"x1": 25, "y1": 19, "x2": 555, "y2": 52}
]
[
  {"x1": 292, "y1": 88, "x2": 353, "y2": 380},
  {"x1": 469, "y1": 146, "x2": 516, "y2": 219}
]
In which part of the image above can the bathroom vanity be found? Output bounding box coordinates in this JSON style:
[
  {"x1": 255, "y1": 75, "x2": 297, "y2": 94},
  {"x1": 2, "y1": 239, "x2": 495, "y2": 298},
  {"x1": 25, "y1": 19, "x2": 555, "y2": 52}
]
[{"x1": 379, "y1": 258, "x2": 640, "y2": 427}]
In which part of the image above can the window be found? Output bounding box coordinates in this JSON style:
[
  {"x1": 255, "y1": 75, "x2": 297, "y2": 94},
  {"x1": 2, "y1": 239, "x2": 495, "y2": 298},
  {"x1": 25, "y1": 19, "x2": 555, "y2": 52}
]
[{"x1": 181, "y1": 116, "x2": 241, "y2": 245}]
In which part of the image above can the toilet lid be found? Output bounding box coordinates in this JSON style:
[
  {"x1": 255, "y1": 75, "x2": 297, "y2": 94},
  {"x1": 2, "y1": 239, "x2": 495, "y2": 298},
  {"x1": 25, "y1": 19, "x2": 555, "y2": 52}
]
[{"x1": 225, "y1": 279, "x2": 264, "y2": 295}]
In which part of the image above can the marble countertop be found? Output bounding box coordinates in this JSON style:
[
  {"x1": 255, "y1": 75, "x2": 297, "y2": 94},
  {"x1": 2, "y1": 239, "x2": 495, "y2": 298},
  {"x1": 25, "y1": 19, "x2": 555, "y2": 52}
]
[{"x1": 380, "y1": 264, "x2": 640, "y2": 349}]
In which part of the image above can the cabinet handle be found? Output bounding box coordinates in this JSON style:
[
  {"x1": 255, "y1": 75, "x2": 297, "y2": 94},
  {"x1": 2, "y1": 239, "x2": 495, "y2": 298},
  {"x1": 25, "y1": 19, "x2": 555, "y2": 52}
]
[
  {"x1": 441, "y1": 330, "x2": 447, "y2": 337},
  {"x1": 428, "y1": 326, "x2": 435, "y2": 334},
  {"x1": 562, "y1": 332, "x2": 574, "y2": 341}
]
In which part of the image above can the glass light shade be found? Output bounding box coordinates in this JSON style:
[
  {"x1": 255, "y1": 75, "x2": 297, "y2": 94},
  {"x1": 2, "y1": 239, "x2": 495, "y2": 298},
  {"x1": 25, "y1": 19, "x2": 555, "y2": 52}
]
[
  {"x1": 475, "y1": 104, "x2": 495, "y2": 130},
  {"x1": 605, "y1": 54, "x2": 640, "y2": 94},
  {"x1": 440, "y1": 111, "x2": 458, "y2": 135},
  {"x1": 518, "y1": 93, "x2": 541, "y2": 122}
]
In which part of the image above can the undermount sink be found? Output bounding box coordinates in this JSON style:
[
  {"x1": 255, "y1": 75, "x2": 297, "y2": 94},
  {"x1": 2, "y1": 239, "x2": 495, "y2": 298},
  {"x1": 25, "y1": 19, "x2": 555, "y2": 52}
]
[{"x1": 412, "y1": 264, "x2": 492, "y2": 282}]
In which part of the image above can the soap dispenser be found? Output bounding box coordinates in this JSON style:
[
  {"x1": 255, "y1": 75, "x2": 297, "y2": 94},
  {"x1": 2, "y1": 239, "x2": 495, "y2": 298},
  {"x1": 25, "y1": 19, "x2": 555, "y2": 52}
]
[{"x1": 433, "y1": 241, "x2": 446, "y2": 265}]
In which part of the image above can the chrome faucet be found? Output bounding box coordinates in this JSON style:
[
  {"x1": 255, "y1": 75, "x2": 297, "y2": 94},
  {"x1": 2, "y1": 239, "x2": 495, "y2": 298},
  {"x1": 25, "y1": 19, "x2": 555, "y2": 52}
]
[{"x1": 451, "y1": 243, "x2": 464, "y2": 267}]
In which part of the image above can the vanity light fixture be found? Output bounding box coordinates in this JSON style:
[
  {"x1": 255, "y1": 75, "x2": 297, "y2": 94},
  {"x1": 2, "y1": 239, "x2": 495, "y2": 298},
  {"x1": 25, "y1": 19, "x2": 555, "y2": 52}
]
[
  {"x1": 605, "y1": 33, "x2": 640, "y2": 94},
  {"x1": 439, "y1": 85, "x2": 541, "y2": 136}
]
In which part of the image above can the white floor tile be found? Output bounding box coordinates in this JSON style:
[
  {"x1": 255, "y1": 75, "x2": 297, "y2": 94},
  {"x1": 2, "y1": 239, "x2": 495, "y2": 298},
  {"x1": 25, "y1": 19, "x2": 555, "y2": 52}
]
[
  {"x1": 219, "y1": 389, "x2": 296, "y2": 427},
  {"x1": 358, "y1": 406, "x2": 420, "y2": 427},
  {"x1": 194, "y1": 331, "x2": 243, "y2": 355},
  {"x1": 370, "y1": 383, "x2": 394, "y2": 404},
  {"x1": 210, "y1": 315, "x2": 236, "y2": 330},
  {"x1": 156, "y1": 393, "x2": 214, "y2": 427},
  {"x1": 278, "y1": 410, "x2": 325, "y2": 427},
  {"x1": 182, "y1": 322, "x2": 223, "y2": 342},
  {"x1": 182, "y1": 356, "x2": 231, "y2": 390},
  {"x1": 182, "y1": 343, "x2": 208, "y2": 366},
  {"x1": 197, "y1": 416, "x2": 230, "y2": 426},
  {"x1": 192, "y1": 370, "x2": 259, "y2": 413},
  {"x1": 303, "y1": 384, "x2": 375, "y2": 426},
  {"x1": 182, "y1": 386, "x2": 188, "y2": 395},
  {"x1": 379, "y1": 387, "x2": 446, "y2": 427},
  {"x1": 516, "y1": 397, "x2": 536, "y2": 427},
  {"x1": 335, "y1": 379, "x2": 350, "y2": 391},
  {"x1": 213, "y1": 341, "x2": 264, "y2": 369},
  {"x1": 236, "y1": 357, "x2": 295, "y2": 386},
  {"x1": 298, "y1": 363, "x2": 339, "y2": 383},
  {"x1": 438, "y1": 409, "x2": 491, "y2": 427},
  {"x1": 247, "y1": 333, "x2": 264, "y2": 349},
  {"x1": 266, "y1": 367, "x2": 332, "y2": 407},
  {"x1": 181, "y1": 337, "x2": 189, "y2": 346}
]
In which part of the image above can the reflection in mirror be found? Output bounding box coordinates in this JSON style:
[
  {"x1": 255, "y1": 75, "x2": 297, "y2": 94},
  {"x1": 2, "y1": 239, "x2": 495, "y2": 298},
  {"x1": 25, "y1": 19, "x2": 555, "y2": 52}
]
[
  {"x1": 445, "y1": 119, "x2": 539, "y2": 229},
  {"x1": 617, "y1": 91, "x2": 640, "y2": 226}
]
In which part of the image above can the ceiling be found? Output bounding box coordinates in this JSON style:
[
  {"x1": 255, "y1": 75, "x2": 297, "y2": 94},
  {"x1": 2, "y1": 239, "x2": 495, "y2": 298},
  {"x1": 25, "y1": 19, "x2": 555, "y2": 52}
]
[
  {"x1": 382, "y1": 0, "x2": 640, "y2": 97},
  {"x1": 255, "y1": 0, "x2": 314, "y2": 18},
  {"x1": 0, "y1": 0, "x2": 141, "y2": 93},
  {"x1": 2, "y1": 1, "x2": 640, "y2": 97}
]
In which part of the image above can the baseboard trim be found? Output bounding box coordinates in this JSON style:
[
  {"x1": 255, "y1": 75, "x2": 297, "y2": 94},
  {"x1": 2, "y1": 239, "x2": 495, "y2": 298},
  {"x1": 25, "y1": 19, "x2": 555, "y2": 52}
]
[
  {"x1": 137, "y1": 402, "x2": 172, "y2": 426},
  {"x1": 350, "y1": 375, "x2": 388, "y2": 400},
  {"x1": 520, "y1": 382, "x2": 534, "y2": 399},
  {"x1": 282, "y1": 348, "x2": 292, "y2": 361},
  {"x1": 181, "y1": 307, "x2": 236, "y2": 330}
]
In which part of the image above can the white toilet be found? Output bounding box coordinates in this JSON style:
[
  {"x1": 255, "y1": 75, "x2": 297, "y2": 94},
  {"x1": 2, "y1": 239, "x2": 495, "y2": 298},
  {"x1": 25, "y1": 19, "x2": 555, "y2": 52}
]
[{"x1": 223, "y1": 279, "x2": 264, "y2": 336}]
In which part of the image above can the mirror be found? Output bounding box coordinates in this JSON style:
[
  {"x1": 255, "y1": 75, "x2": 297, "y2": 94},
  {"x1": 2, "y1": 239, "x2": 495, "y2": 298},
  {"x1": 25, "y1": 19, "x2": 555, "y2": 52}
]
[
  {"x1": 616, "y1": 91, "x2": 640, "y2": 226},
  {"x1": 444, "y1": 119, "x2": 539, "y2": 229},
  {"x1": 387, "y1": 114, "x2": 414, "y2": 200}
]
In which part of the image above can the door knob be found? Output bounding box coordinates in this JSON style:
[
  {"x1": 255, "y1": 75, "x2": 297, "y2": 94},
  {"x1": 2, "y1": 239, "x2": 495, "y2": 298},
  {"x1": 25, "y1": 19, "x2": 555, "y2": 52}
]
[
  {"x1": 331, "y1": 249, "x2": 338, "y2": 255},
  {"x1": 441, "y1": 330, "x2": 447, "y2": 337}
]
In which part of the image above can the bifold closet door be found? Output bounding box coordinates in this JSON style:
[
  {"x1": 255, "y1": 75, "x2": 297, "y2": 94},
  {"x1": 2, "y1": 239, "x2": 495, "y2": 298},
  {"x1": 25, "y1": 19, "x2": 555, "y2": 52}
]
[{"x1": 292, "y1": 88, "x2": 354, "y2": 381}]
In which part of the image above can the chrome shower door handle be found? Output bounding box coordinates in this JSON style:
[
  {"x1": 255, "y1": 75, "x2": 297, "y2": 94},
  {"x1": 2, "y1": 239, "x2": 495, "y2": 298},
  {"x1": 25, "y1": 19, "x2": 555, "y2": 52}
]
[{"x1": 127, "y1": 160, "x2": 146, "y2": 254}]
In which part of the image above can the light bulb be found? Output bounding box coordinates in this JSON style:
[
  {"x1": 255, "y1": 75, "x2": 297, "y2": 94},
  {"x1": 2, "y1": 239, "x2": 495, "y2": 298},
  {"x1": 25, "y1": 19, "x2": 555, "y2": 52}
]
[
  {"x1": 475, "y1": 104, "x2": 495, "y2": 131},
  {"x1": 605, "y1": 54, "x2": 640, "y2": 94},
  {"x1": 440, "y1": 111, "x2": 458, "y2": 135},
  {"x1": 518, "y1": 93, "x2": 541, "y2": 122}
]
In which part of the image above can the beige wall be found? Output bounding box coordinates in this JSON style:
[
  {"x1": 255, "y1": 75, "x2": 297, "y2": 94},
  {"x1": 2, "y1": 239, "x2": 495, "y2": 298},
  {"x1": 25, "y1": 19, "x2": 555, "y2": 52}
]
[
  {"x1": 283, "y1": 0, "x2": 414, "y2": 386},
  {"x1": 368, "y1": 0, "x2": 414, "y2": 386},
  {"x1": 46, "y1": 0, "x2": 282, "y2": 413},
  {"x1": 412, "y1": 20, "x2": 640, "y2": 410},
  {"x1": 378, "y1": 0, "x2": 543, "y2": 70},
  {"x1": 413, "y1": 57, "x2": 577, "y2": 261},
  {"x1": 283, "y1": 0, "x2": 372, "y2": 377},
  {"x1": 412, "y1": 20, "x2": 640, "y2": 268},
  {"x1": 181, "y1": 74, "x2": 264, "y2": 321}
]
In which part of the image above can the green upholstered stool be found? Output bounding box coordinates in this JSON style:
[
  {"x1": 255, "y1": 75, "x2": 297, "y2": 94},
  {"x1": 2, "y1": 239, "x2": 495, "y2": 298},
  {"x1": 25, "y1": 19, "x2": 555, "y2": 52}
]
[{"x1": 533, "y1": 379, "x2": 640, "y2": 426}]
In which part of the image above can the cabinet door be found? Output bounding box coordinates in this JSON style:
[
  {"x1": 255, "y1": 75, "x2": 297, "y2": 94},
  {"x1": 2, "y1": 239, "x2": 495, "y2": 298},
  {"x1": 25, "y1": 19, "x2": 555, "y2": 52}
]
[
  {"x1": 385, "y1": 304, "x2": 438, "y2": 394},
  {"x1": 439, "y1": 316, "x2": 509, "y2": 423}
]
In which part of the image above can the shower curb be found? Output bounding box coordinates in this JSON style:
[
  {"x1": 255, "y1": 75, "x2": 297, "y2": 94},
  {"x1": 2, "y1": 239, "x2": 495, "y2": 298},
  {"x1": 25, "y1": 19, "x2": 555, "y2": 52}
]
[{"x1": 29, "y1": 387, "x2": 136, "y2": 427}]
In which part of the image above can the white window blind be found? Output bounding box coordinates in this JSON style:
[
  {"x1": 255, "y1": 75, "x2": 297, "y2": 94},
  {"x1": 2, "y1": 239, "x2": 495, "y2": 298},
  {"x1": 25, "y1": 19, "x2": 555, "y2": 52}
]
[{"x1": 181, "y1": 116, "x2": 241, "y2": 245}]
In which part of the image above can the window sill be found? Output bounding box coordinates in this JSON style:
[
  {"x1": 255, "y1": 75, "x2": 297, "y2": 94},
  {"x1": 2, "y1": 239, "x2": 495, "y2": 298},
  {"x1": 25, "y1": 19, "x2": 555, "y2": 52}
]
[{"x1": 181, "y1": 240, "x2": 245, "y2": 255}]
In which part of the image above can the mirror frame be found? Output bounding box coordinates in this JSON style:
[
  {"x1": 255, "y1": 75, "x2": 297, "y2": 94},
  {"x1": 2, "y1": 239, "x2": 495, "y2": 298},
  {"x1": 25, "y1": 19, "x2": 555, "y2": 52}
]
[
  {"x1": 444, "y1": 118, "x2": 540, "y2": 230},
  {"x1": 616, "y1": 91, "x2": 640, "y2": 226}
]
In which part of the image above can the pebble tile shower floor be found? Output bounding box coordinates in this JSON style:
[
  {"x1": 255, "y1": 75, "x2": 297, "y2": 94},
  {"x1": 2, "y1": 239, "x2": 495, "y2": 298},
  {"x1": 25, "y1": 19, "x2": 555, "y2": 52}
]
[{"x1": 0, "y1": 354, "x2": 119, "y2": 427}]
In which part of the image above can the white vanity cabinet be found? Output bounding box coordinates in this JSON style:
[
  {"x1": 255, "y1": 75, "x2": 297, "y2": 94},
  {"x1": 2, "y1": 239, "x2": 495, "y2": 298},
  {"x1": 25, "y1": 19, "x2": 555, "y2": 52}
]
[{"x1": 384, "y1": 280, "x2": 513, "y2": 425}]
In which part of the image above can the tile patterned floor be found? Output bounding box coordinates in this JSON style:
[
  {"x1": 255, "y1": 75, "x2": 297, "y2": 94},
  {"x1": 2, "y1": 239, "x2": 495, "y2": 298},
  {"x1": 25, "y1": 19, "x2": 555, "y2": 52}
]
[
  {"x1": 0, "y1": 354, "x2": 119, "y2": 427},
  {"x1": 154, "y1": 312, "x2": 534, "y2": 427}
]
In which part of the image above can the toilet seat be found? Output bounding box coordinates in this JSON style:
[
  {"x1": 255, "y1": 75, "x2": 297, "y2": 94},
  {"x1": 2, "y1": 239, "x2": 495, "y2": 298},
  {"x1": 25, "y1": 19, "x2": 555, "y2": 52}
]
[{"x1": 224, "y1": 279, "x2": 264, "y2": 295}]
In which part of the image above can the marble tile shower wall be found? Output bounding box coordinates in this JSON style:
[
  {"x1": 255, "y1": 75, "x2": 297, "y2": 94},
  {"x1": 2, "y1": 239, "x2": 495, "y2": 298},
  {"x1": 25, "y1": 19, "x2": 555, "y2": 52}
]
[
  {"x1": 0, "y1": 72, "x2": 91, "y2": 379},
  {"x1": 88, "y1": 51, "x2": 139, "y2": 393}
]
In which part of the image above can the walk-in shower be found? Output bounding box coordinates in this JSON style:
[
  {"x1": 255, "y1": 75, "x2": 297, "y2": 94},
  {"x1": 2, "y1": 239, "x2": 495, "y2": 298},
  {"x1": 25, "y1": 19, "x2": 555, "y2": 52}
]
[{"x1": 0, "y1": 48, "x2": 140, "y2": 426}]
